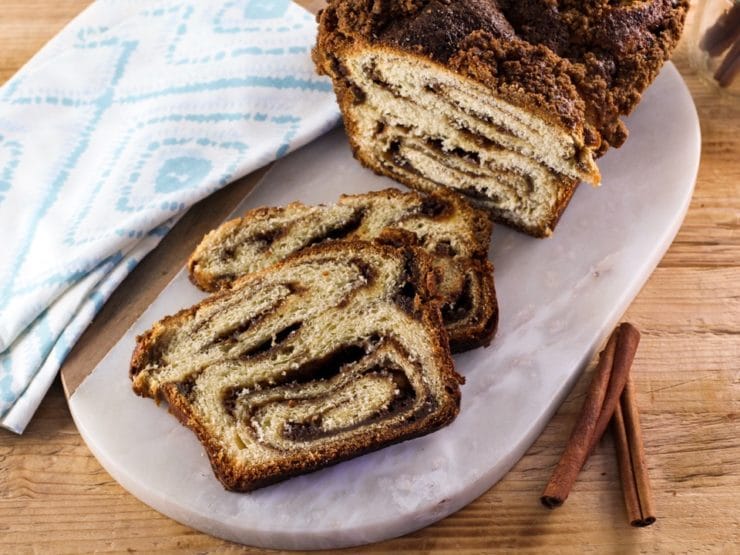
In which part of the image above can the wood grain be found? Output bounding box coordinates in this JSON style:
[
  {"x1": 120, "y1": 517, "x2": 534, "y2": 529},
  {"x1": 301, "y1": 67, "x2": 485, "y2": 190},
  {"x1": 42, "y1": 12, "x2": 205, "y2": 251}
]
[{"x1": 1, "y1": 1, "x2": 738, "y2": 553}]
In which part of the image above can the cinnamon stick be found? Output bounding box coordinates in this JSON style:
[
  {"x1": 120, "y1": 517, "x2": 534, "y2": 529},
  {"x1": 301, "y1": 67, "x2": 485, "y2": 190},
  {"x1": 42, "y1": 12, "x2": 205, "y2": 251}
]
[
  {"x1": 614, "y1": 376, "x2": 656, "y2": 526},
  {"x1": 540, "y1": 323, "x2": 640, "y2": 509},
  {"x1": 714, "y1": 38, "x2": 740, "y2": 88},
  {"x1": 700, "y1": 2, "x2": 740, "y2": 58},
  {"x1": 588, "y1": 323, "x2": 640, "y2": 456},
  {"x1": 612, "y1": 403, "x2": 642, "y2": 524}
]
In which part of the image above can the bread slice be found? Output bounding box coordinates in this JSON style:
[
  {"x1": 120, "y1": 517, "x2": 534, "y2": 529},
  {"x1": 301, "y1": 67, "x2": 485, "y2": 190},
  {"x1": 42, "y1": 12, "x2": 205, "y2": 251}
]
[
  {"x1": 131, "y1": 241, "x2": 462, "y2": 492},
  {"x1": 187, "y1": 188, "x2": 497, "y2": 352},
  {"x1": 313, "y1": 0, "x2": 688, "y2": 236}
]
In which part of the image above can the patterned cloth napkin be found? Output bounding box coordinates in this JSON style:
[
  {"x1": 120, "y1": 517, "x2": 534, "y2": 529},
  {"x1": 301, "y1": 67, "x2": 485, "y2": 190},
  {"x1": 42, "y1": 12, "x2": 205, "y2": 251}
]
[{"x1": 0, "y1": 0, "x2": 340, "y2": 433}]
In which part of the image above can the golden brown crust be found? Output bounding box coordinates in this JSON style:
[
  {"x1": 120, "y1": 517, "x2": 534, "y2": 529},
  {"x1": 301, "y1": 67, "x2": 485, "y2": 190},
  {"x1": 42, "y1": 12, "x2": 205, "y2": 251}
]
[
  {"x1": 444, "y1": 258, "x2": 498, "y2": 351},
  {"x1": 131, "y1": 241, "x2": 462, "y2": 492}
]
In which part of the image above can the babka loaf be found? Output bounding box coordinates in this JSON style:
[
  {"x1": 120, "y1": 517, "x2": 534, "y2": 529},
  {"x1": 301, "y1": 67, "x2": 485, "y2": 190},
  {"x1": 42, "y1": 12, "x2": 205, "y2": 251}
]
[
  {"x1": 187, "y1": 188, "x2": 497, "y2": 352},
  {"x1": 131, "y1": 242, "x2": 462, "y2": 492},
  {"x1": 313, "y1": 0, "x2": 689, "y2": 236}
]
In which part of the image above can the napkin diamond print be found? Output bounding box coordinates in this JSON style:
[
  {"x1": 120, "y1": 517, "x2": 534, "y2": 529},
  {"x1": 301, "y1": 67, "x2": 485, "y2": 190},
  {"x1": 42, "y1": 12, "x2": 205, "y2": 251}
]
[
  {"x1": 216, "y1": 0, "x2": 298, "y2": 31},
  {"x1": 0, "y1": 136, "x2": 22, "y2": 204},
  {"x1": 0, "y1": 0, "x2": 340, "y2": 433}
]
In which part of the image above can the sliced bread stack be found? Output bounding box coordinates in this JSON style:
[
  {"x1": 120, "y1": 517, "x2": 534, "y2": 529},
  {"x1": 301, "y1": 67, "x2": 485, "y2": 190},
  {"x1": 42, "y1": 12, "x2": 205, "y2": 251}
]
[{"x1": 131, "y1": 189, "x2": 496, "y2": 491}]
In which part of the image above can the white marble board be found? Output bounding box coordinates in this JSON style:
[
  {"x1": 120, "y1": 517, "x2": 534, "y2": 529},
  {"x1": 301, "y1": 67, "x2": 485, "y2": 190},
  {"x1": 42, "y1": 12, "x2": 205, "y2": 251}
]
[{"x1": 68, "y1": 63, "x2": 700, "y2": 550}]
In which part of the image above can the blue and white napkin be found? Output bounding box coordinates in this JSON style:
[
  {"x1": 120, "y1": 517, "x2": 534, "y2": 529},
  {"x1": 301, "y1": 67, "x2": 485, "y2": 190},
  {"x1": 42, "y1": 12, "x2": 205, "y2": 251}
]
[{"x1": 0, "y1": 0, "x2": 340, "y2": 433}]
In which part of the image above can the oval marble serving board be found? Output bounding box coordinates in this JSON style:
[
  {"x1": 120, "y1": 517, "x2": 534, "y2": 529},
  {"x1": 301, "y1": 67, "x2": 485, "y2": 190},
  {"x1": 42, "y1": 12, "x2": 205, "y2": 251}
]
[{"x1": 67, "y1": 63, "x2": 699, "y2": 550}]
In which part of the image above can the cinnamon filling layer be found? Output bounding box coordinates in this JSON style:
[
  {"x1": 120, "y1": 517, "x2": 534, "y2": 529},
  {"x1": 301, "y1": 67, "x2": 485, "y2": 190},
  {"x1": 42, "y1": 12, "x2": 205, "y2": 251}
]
[{"x1": 228, "y1": 340, "x2": 429, "y2": 451}]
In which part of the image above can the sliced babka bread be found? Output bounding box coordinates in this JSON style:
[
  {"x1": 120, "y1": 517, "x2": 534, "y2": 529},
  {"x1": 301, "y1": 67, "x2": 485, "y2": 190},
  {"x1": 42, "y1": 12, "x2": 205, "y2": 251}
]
[
  {"x1": 313, "y1": 0, "x2": 688, "y2": 236},
  {"x1": 131, "y1": 242, "x2": 462, "y2": 492},
  {"x1": 187, "y1": 188, "x2": 497, "y2": 352}
]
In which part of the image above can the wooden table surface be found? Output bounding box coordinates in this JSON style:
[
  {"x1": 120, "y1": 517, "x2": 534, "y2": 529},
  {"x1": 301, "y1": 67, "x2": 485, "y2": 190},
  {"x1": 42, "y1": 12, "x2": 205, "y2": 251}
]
[{"x1": 1, "y1": 1, "x2": 738, "y2": 553}]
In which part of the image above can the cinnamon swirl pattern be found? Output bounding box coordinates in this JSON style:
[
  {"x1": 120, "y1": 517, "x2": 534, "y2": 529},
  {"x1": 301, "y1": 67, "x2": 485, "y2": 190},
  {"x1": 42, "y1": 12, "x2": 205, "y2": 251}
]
[
  {"x1": 131, "y1": 242, "x2": 462, "y2": 492},
  {"x1": 187, "y1": 188, "x2": 497, "y2": 352}
]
